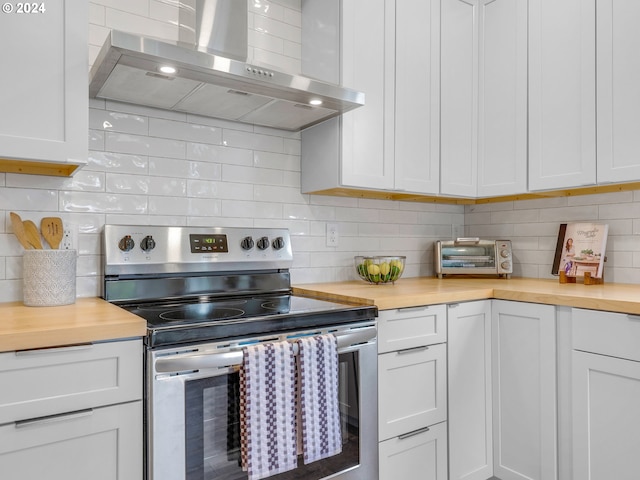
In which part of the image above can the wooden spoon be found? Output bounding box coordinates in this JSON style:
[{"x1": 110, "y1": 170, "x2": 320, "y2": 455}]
[
  {"x1": 9, "y1": 212, "x2": 31, "y2": 249},
  {"x1": 41, "y1": 217, "x2": 64, "y2": 250},
  {"x1": 23, "y1": 220, "x2": 43, "y2": 249}
]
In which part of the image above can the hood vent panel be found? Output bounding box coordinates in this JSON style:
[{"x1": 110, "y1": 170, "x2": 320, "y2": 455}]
[{"x1": 89, "y1": 29, "x2": 364, "y2": 131}]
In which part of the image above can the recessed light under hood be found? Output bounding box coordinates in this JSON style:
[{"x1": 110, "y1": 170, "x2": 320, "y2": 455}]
[{"x1": 89, "y1": 28, "x2": 365, "y2": 132}]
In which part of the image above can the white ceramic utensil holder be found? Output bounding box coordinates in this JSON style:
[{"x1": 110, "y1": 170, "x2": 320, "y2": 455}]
[{"x1": 23, "y1": 249, "x2": 77, "y2": 306}]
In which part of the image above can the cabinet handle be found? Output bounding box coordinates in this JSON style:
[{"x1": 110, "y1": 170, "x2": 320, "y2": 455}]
[
  {"x1": 15, "y1": 344, "x2": 93, "y2": 356},
  {"x1": 396, "y1": 345, "x2": 429, "y2": 355},
  {"x1": 398, "y1": 426, "x2": 430, "y2": 440},
  {"x1": 15, "y1": 409, "x2": 94, "y2": 429},
  {"x1": 397, "y1": 305, "x2": 429, "y2": 313}
]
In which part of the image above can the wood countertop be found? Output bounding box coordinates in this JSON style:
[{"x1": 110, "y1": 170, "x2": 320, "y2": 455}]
[
  {"x1": 293, "y1": 277, "x2": 640, "y2": 314},
  {"x1": 0, "y1": 297, "x2": 146, "y2": 353}
]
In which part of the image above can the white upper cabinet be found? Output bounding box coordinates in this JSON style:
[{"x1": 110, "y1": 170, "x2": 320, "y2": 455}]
[
  {"x1": 596, "y1": 0, "x2": 640, "y2": 183},
  {"x1": 301, "y1": 0, "x2": 440, "y2": 195},
  {"x1": 394, "y1": 0, "x2": 440, "y2": 194},
  {"x1": 0, "y1": 0, "x2": 87, "y2": 172},
  {"x1": 440, "y1": 0, "x2": 527, "y2": 198},
  {"x1": 528, "y1": 0, "x2": 596, "y2": 191}
]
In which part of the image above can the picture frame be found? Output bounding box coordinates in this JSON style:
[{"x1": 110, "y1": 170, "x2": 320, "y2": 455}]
[{"x1": 552, "y1": 223, "x2": 609, "y2": 278}]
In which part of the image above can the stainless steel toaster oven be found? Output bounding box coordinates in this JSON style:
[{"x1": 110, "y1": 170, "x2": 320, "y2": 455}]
[{"x1": 435, "y1": 238, "x2": 513, "y2": 278}]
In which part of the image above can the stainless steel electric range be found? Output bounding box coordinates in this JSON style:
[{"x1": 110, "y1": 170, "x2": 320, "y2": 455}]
[{"x1": 102, "y1": 225, "x2": 378, "y2": 480}]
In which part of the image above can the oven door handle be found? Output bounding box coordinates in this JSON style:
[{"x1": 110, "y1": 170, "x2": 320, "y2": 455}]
[{"x1": 154, "y1": 326, "x2": 377, "y2": 374}]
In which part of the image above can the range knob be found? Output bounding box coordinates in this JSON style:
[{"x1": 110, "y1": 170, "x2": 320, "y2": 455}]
[
  {"x1": 118, "y1": 235, "x2": 135, "y2": 252},
  {"x1": 501, "y1": 261, "x2": 511, "y2": 270},
  {"x1": 140, "y1": 235, "x2": 156, "y2": 252},
  {"x1": 500, "y1": 249, "x2": 510, "y2": 258},
  {"x1": 256, "y1": 236, "x2": 270, "y2": 250},
  {"x1": 272, "y1": 236, "x2": 285, "y2": 250},
  {"x1": 241, "y1": 236, "x2": 254, "y2": 250}
]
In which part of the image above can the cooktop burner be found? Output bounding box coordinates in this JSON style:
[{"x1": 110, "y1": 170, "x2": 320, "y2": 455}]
[{"x1": 121, "y1": 294, "x2": 375, "y2": 347}]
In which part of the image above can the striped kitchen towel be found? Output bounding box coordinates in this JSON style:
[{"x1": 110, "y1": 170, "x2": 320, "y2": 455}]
[
  {"x1": 297, "y1": 334, "x2": 342, "y2": 464},
  {"x1": 240, "y1": 341, "x2": 297, "y2": 480}
]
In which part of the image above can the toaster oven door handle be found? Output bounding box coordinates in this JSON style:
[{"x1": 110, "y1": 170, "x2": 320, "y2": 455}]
[
  {"x1": 154, "y1": 327, "x2": 377, "y2": 374},
  {"x1": 454, "y1": 237, "x2": 481, "y2": 244}
]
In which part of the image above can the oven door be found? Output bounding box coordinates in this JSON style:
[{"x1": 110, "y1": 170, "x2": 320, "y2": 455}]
[{"x1": 147, "y1": 324, "x2": 377, "y2": 480}]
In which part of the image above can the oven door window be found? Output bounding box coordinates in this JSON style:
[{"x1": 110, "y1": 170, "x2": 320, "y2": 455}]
[{"x1": 184, "y1": 351, "x2": 360, "y2": 480}]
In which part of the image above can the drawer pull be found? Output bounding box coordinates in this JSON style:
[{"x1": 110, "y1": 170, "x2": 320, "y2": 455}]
[
  {"x1": 15, "y1": 344, "x2": 93, "y2": 356},
  {"x1": 396, "y1": 345, "x2": 429, "y2": 355},
  {"x1": 398, "y1": 306, "x2": 429, "y2": 313},
  {"x1": 15, "y1": 409, "x2": 94, "y2": 429},
  {"x1": 398, "y1": 426, "x2": 430, "y2": 440}
]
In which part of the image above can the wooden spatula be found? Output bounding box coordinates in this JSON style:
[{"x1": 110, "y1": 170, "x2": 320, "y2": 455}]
[
  {"x1": 41, "y1": 217, "x2": 64, "y2": 249},
  {"x1": 9, "y1": 212, "x2": 31, "y2": 249},
  {"x1": 23, "y1": 220, "x2": 43, "y2": 249}
]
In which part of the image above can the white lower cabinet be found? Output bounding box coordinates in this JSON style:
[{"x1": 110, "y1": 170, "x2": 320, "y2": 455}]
[
  {"x1": 377, "y1": 305, "x2": 447, "y2": 479},
  {"x1": 448, "y1": 300, "x2": 557, "y2": 480},
  {"x1": 448, "y1": 301, "x2": 493, "y2": 480},
  {"x1": 0, "y1": 339, "x2": 143, "y2": 479},
  {"x1": 492, "y1": 300, "x2": 557, "y2": 480},
  {"x1": 572, "y1": 308, "x2": 640, "y2": 479},
  {"x1": 379, "y1": 421, "x2": 448, "y2": 480}
]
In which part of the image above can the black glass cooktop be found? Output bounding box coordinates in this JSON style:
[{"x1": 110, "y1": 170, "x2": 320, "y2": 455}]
[{"x1": 122, "y1": 294, "x2": 377, "y2": 348}]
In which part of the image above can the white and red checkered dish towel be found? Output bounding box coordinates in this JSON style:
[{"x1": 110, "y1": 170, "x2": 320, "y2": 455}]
[
  {"x1": 240, "y1": 341, "x2": 297, "y2": 480},
  {"x1": 297, "y1": 334, "x2": 343, "y2": 464}
]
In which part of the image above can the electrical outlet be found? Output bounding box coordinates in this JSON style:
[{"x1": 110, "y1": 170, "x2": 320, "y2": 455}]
[
  {"x1": 61, "y1": 223, "x2": 78, "y2": 251},
  {"x1": 326, "y1": 223, "x2": 339, "y2": 247}
]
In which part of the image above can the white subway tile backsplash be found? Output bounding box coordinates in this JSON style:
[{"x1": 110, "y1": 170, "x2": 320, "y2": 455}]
[
  {"x1": 6, "y1": 171, "x2": 105, "y2": 192},
  {"x1": 221, "y1": 199, "x2": 282, "y2": 219},
  {"x1": 105, "y1": 8, "x2": 178, "y2": 42},
  {"x1": 88, "y1": 151, "x2": 148, "y2": 173},
  {"x1": 1, "y1": 189, "x2": 58, "y2": 211},
  {"x1": 90, "y1": 109, "x2": 149, "y2": 135},
  {"x1": 599, "y1": 202, "x2": 640, "y2": 220},
  {"x1": 253, "y1": 14, "x2": 300, "y2": 44},
  {"x1": 89, "y1": 3, "x2": 106, "y2": 25},
  {"x1": 106, "y1": 100, "x2": 187, "y2": 122},
  {"x1": 538, "y1": 205, "x2": 599, "y2": 222},
  {"x1": 96, "y1": 0, "x2": 149, "y2": 17},
  {"x1": 60, "y1": 192, "x2": 148, "y2": 214},
  {"x1": 223, "y1": 165, "x2": 284, "y2": 185},
  {"x1": 149, "y1": 118, "x2": 222, "y2": 145},
  {"x1": 254, "y1": 185, "x2": 307, "y2": 204},
  {"x1": 223, "y1": 129, "x2": 285, "y2": 154},
  {"x1": 105, "y1": 132, "x2": 186, "y2": 158},
  {"x1": 187, "y1": 143, "x2": 253, "y2": 166},
  {"x1": 149, "y1": 0, "x2": 179, "y2": 24},
  {"x1": 106, "y1": 174, "x2": 149, "y2": 195}
]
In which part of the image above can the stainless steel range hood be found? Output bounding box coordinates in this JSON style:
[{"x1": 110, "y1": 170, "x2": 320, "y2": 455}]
[{"x1": 89, "y1": 1, "x2": 364, "y2": 131}]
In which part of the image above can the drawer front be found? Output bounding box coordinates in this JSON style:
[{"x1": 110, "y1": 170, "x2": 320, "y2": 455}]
[
  {"x1": 379, "y1": 421, "x2": 448, "y2": 480},
  {"x1": 378, "y1": 304, "x2": 446, "y2": 353},
  {"x1": 572, "y1": 308, "x2": 640, "y2": 361},
  {"x1": 0, "y1": 339, "x2": 142, "y2": 424},
  {"x1": 378, "y1": 342, "x2": 447, "y2": 441},
  {"x1": 0, "y1": 401, "x2": 142, "y2": 480}
]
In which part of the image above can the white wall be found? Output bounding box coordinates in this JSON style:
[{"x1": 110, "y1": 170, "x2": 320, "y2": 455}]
[{"x1": 0, "y1": 0, "x2": 463, "y2": 303}]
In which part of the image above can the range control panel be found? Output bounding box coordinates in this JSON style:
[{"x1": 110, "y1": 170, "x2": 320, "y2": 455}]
[{"x1": 104, "y1": 225, "x2": 293, "y2": 276}]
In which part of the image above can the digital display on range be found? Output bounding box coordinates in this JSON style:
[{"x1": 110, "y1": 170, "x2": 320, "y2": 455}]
[{"x1": 189, "y1": 234, "x2": 228, "y2": 253}]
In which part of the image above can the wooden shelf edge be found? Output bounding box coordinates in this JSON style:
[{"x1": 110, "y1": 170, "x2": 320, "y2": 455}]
[
  {"x1": 305, "y1": 182, "x2": 640, "y2": 205},
  {"x1": 0, "y1": 158, "x2": 85, "y2": 177}
]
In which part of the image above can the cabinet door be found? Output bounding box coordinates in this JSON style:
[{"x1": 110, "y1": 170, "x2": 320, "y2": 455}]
[
  {"x1": 448, "y1": 301, "x2": 493, "y2": 480},
  {"x1": 379, "y1": 421, "x2": 448, "y2": 480},
  {"x1": 378, "y1": 343, "x2": 447, "y2": 441},
  {"x1": 492, "y1": 300, "x2": 557, "y2": 480},
  {"x1": 0, "y1": 0, "x2": 87, "y2": 165},
  {"x1": 596, "y1": 0, "x2": 640, "y2": 183},
  {"x1": 573, "y1": 351, "x2": 640, "y2": 480},
  {"x1": 477, "y1": 0, "x2": 527, "y2": 197},
  {"x1": 340, "y1": 0, "x2": 394, "y2": 190},
  {"x1": 528, "y1": 0, "x2": 596, "y2": 191},
  {"x1": 440, "y1": 0, "x2": 478, "y2": 197},
  {"x1": 394, "y1": 0, "x2": 440, "y2": 194},
  {"x1": 0, "y1": 401, "x2": 142, "y2": 480}
]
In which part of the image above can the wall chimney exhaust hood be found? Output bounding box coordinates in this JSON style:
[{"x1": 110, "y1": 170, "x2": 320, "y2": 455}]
[{"x1": 89, "y1": 1, "x2": 364, "y2": 131}]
